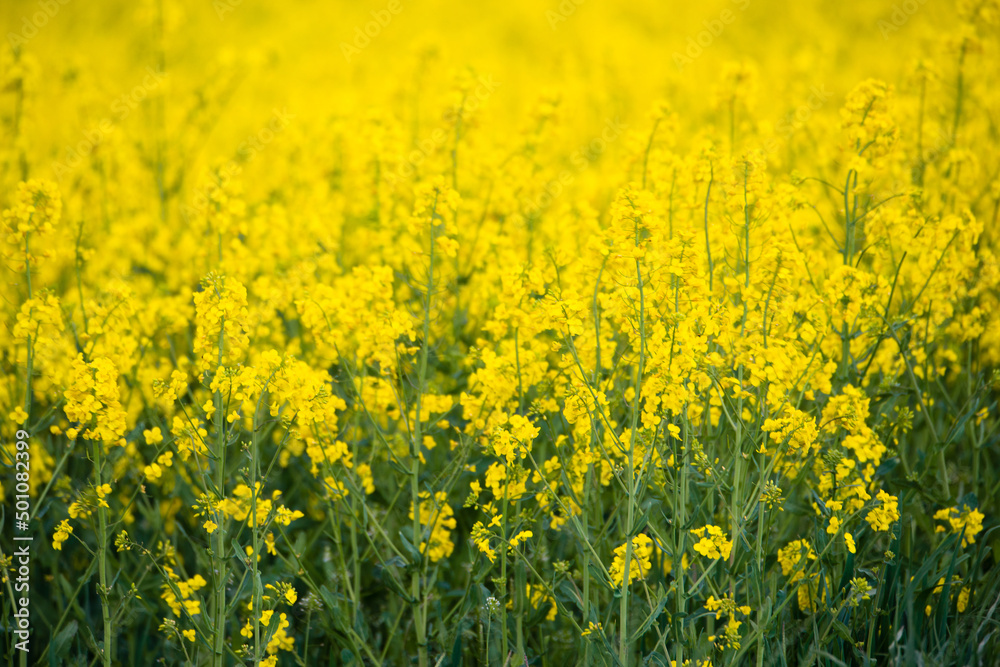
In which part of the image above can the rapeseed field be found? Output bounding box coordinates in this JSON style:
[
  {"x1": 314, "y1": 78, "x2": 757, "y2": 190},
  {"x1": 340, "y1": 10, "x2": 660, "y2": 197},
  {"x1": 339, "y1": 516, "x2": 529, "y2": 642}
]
[{"x1": 2, "y1": 0, "x2": 1000, "y2": 665}]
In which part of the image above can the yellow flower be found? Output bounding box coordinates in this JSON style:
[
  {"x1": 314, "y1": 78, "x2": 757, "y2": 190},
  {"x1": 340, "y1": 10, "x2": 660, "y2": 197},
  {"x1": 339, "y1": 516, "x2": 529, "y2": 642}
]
[
  {"x1": 933, "y1": 505, "x2": 984, "y2": 547},
  {"x1": 2, "y1": 179, "x2": 61, "y2": 243},
  {"x1": 609, "y1": 534, "x2": 654, "y2": 587},
  {"x1": 9, "y1": 406, "x2": 28, "y2": 425},
  {"x1": 63, "y1": 355, "x2": 127, "y2": 444},
  {"x1": 356, "y1": 463, "x2": 375, "y2": 495},
  {"x1": 866, "y1": 491, "x2": 900, "y2": 532},
  {"x1": 471, "y1": 522, "x2": 496, "y2": 563},
  {"x1": 691, "y1": 525, "x2": 732, "y2": 560},
  {"x1": 409, "y1": 491, "x2": 456, "y2": 562},
  {"x1": 52, "y1": 520, "x2": 73, "y2": 551},
  {"x1": 704, "y1": 594, "x2": 751, "y2": 650},
  {"x1": 509, "y1": 530, "x2": 533, "y2": 549}
]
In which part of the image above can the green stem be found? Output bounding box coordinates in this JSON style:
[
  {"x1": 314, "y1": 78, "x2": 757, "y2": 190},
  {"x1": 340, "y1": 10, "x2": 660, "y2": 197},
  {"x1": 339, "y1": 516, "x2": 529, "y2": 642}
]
[
  {"x1": 23, "y1": 233, "x2": 33, "y2": 421},
  {"x1": 212, "y1": 321, "x2": 228, "y2": 667},
  {"x1": 703, "y1": 164, "x2": 715, "y2": 292},
  {"x1": 411, "y1": 197, "x2": 439, "y2": 667},
  {"x1": 841, "y1": 169, "x2": 856, "y2": 381},
  {"x1": 251, "y1": 399, "x2": 261, "y2": 665},
  {"x1": 500, "y1": 478, "x2": 509, "y2": 661},
  {"x1": 620, "y1": 210, "x2": 647, "y2": 666},
  {"x1": 581, "y1": 463, "x2": 593, "y2": 665},
  {"x1": 94, "y1": 440, "x2": 112, "y2": 667},
  {"x1": 951, "y1": 43, "x2": 966, "y2": 147}
]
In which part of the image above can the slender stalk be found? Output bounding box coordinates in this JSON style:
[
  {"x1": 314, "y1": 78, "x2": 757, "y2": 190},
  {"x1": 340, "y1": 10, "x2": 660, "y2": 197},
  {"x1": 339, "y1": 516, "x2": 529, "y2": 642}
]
[
  {"x1": 703, "y1": 163, "x2": 715, "y2": 292},
  {"x1": 411, "y1": 196, "x2": 439, "y2": 667},
  {"x1": 11, "y1": 46, "x2": 28, "y2": 180},
  {"x1": 841, "y1": 169, "x2": 857, "y2": 381},
  {"x1": 212, "y1": 320, "x2": 228, "y2": 667},
  {"x1": 23, "y1": 233, "x2": 33, "y2": 419},
  {"x1": 620, "y1": 207, "x2": 647, "y2": 665},
  {"x1": 94, "y1": 439, "x2": 113, "y2": 667},
  {"x1": 251, "y1": 397, "x2": 261, "y2": 665},
  {"x1": 950, "y1": 42, "x2": 966, "y2": 147},
  {"x1": 755, "y1": 433, "x2": 769, "y2": 667},
  {"x1": 350, "y1": 393, "x2": 364, "y2": 623},
  {"x1": 675, "y1": 404, "x2": 691, "y2": 664},
  {"x1": 500, "y1": 477, "x2": 510, "y2": 661},
  {"x1": 515, "y1": 583, "x2": 526, "y2": 663},
  {"x1": 581, "y1": 462, "x2": 593, "y2": 665}
]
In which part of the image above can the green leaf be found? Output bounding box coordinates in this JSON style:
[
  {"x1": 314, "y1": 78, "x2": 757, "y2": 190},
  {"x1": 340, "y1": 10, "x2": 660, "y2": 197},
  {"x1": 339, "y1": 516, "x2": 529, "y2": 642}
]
[
  {"x1": 388, "y1": 456, "x2": 411, "y2": 476},
  {"x1": 630, "y1": 512, "x2": 649, "y2": 537},
  {"x1": 515, "y1": 561, "x2": 527, "y2": 613},
  {"x1": 398, "y1": 531, "x2": 422, "y2": 566},
  {"x1": 629, "y1": 590, "x2": 667, "y2": 643},
  {"x1": 644, "y1": 651, "x2": 671, "y2": 666},
  {"x1": 230, "y1": 538, "x2": 245, "y2": 562},
  {"x1": 377, "y1": 565, "x2": 414, "y2": 603},
  {"x1": 555, "y1": 580, "x2": 583, "y2": 612},
  {"x1": 446, "y1": 621, "x2": 464, "y2": 667},
  {"x1": 50, "y1": 620, "x2": 78, "y2": 664},
  {"x1": 830, "y1": 619, "x2": 853, "y2": 643},
  {"x1": 254, "y1": 571, "x2": 263, "y2": 614},
  {"x1": 589, "y1": 562, "x2": 613, "y2": 591}
]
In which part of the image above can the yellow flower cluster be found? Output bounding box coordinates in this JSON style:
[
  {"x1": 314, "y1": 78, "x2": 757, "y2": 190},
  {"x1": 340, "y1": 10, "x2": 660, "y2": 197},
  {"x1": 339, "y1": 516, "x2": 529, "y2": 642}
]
[
  {"x1": 161, "y1": 570, "x2": 207, "y2": 618},
  {"x1": 63, "y1": 355, "x2": 127, "y2": 444},
  {"x1": 193, "y1": 273, "x2": 251, "y2": 371},
  {"x1": 52, "y1": 519, "x2": 73, "y2": 551},
  {"x1": 866, "y1": 490, "x2": 901, "y2": 532},
  {"x1": 409, "y1": 491, "x2": 457, "y2": 562},
  {"x1": 934, "y1": 505, "x2": 985, "y2": 547},
  {"x1": 691, "y1": 525, "x2": 733, "y2": 561},
  {"x1": 705, "y1": 594, "x2": 752, "y2": 650},
  {"x1": 1, "y1": 178, "x2": 61, "y2": 245},
  {"x1": 609, "y1": 534, "x2": 654, "y2": 587}
]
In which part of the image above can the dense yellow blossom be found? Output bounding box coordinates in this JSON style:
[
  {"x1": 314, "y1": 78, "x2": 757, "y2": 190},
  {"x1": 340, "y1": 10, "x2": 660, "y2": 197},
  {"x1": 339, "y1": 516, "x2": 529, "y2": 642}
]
[
  {"x1": 609, "y1": 534, "x2": 655, "y2": 587},
  {"x1": 934, "y1": 505, "x2": 985, "y2": 547},
  {"x1": 691, "y1": 525, "x2": 733, "y2": 561},
  {"x1": 3, "y1": 0, "x2": 997, "y2": 664}
]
